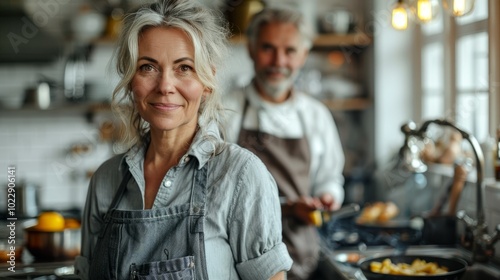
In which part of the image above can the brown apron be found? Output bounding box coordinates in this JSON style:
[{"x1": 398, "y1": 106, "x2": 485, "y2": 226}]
[{"x1": 237, "y1": 98, "x2": 319, "y2": 280}]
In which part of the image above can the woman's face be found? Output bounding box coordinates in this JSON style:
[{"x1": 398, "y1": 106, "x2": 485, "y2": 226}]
[{"x1": 131, "y1": 27, "x2": 207, "y2": 133}]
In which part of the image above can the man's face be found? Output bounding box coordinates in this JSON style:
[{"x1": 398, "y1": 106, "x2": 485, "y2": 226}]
[{"x1": 249, "y1": 21, "x2": 308, "y2": 102}]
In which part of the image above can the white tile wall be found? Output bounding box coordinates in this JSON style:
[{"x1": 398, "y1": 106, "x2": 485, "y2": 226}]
[
  {"x1": 0, "y1": 44, "x2": 119, "y2": 213},
  {"x1": 0, "y1": 113, "x2": 115, "y2": 211}
]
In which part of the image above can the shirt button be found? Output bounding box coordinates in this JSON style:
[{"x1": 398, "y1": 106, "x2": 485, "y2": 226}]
[
  {"x1": 164, "y1": 180, "x2": 172, "y2": 187},
  {"x1": 184, "y1": 157, "x2": 190, "y2": 163}
]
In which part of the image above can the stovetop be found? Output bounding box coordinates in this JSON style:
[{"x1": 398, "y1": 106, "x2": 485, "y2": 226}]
[{"x1": 318, "y1": 216, "x2": 422, "y2": 251}]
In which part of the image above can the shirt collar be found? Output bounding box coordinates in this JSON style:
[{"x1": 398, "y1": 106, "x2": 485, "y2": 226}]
[{"x1": 120, "y1": 121, "x2": 222, "y2": 172}]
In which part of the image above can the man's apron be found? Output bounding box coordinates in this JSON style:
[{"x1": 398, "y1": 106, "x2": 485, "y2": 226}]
[
  {"x1": 89, "y1": 163, "x2": 210, "y2": 280},
  {"x1": 237, "y1": 98, "x2": 319, "y2": 280}
]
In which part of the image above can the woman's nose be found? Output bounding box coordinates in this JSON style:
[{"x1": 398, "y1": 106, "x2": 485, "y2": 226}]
[{"x1": 158, "y1": 71, "x2": 175, "y2": 94}]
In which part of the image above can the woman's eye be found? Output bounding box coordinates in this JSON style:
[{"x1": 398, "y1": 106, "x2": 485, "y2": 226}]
[
  {"x1": 179, "y1": 65, "x2": 193, "y2": 72},
  {"x1": 139, "y1": 64, "x2": 155, "y2": 72}
]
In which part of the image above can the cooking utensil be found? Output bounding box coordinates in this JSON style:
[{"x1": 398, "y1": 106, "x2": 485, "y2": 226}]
[
  {"x1": 358, "y1": 254, "x2": 467, "y2": 280},
  {"x1": 325, "y1": 203, "x2": 361, "y2": 220},
  {"x1": 311, "y1": 203, "x2": 360, "y2": 226},
  {"x1": 24, "y1": 227, "x2": 81, "y2": 261},
  {"x1": 355, "y1": 218, "x2": 414, "y2": 231}
]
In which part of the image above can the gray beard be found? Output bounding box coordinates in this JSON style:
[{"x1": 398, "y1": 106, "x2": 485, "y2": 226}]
[{"x1": 255, "y1": 71, "x2": 299, "y2": 100}]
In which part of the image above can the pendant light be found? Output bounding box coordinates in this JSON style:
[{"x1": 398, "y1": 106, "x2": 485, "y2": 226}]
[
  {"x1": 391, "y1": 0, "x2": 410, "y2": 30},
  {"x1": 409, "y1": 0, "x2": 440, "y2": 24},
  {"x1": 442, "y1": 0, "x2": 475, "y2": 17}
]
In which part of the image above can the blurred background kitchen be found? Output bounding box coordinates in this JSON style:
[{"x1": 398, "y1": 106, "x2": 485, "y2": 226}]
[{"x1": 1, "y1": 0, "x2": 500, "y2": 275}]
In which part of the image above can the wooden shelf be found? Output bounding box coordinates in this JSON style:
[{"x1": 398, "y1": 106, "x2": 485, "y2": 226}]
[
  {"x1": 313, "y1": 33, "x2": 372, "y2": 48},
  {"x1": 322, "y1": 98, "x2": 372, "y2": 111},
  {"x1": 0, "y1": 101, "x2": 111, "y2": 117},
  {"x1": 229, "y1": 32, "x2": 372, "y2": 48}
]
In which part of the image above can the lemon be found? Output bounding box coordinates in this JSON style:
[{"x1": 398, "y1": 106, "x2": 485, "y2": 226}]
[{"x1": 36, "y1": 211, "x2": 65, "y2": 231}]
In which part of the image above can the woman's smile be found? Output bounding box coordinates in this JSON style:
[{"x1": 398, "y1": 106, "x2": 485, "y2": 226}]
[{"x1": 149, "y1": 101, "x2": 182, "y2": 111}]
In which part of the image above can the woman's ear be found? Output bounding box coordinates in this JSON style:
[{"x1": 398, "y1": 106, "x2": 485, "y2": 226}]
[{"x1": 203, "y1": 87, "x2": 213, "y2": 96}]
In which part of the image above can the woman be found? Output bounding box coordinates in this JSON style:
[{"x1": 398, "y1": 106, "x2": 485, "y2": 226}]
[{"x1": 74, "y1": 1, "x2": 292, "y2": 279}]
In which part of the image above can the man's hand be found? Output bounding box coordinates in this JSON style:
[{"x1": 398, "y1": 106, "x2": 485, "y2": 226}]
[
  {"x1": 318, "y1": 193, "x2": 339, "y2": 211},
  {"x1": 288, "y1": 196, "x2": 322, "y2": 225}
]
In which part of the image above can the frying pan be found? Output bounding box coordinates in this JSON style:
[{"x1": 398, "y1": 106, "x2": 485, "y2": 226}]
[
  {"x1": 354, "y1": 217, "x2": 423, "y2": 246},
  {"x1": 355, "y1": 218, "x2": 414, "y2": 231},
  {"x1": 358, "y1": 254, "x2": 467, "y2": 280}
]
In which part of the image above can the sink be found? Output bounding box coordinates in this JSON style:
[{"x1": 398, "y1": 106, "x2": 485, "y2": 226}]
[
  {"x1": 322, "y1": 245, "x2": 500, "y2": 280},
  {"x1": 461, "y1": 263, "x2": 500, "y2": 280}
]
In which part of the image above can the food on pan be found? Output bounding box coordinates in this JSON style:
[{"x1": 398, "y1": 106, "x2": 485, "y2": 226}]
[
  {"x1": 357, "y1": 201, "x2": 399, "y2": 224},
  {"x1": 370, "y1": 258, "x2": 449, "y2": 276}
]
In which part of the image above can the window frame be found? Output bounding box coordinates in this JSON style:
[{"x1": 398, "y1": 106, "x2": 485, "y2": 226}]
[{"x1": 418, "y1": 0, "x2": 491, "y2": 142}]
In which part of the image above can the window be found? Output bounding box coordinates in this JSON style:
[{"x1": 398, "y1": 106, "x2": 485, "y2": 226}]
[{"x1": 420, "y1": 0, "x2": 489, "y2": 142}]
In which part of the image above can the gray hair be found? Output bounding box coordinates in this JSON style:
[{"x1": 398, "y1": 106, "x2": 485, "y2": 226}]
[
  {"x1": 245, "y1": 7, "x2": 314, "y2": 50},
  {"x1": 111, "y1": 0, "x2": 229, "y2": 152}
]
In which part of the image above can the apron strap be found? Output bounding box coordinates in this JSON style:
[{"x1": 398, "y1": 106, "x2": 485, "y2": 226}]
[
  {"x1": 189, "y1": 163, "x2": 208, "y2": 234},
  {"x1": 99, "y1": 170, "x2": 132, "y2": 238},
  {"x1": 109, "y1": 170, "x2": 132, "y2": 210}
]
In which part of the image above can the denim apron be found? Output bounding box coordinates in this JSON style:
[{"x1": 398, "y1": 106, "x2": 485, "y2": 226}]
[
  {"x1": 89, "y1": 163, "x2": 209, "y2": 280},
  {"x1": 237, "y1": 98, "x2": 319, "y2": 280}
]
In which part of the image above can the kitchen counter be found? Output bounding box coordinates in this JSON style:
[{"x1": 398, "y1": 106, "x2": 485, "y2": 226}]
[{"x1": 0, "y1": 260, "x2": 76, "y2": 279}]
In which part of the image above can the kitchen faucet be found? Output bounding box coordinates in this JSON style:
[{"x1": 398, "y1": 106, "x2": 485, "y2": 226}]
[{"x1": 400, "y1": 119, "x2": 500, "y2": 263}]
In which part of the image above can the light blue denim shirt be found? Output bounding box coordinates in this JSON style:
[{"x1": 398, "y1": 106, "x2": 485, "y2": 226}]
[{"x1": 75, "y1": 123, "x2": 292, "y2": 279}]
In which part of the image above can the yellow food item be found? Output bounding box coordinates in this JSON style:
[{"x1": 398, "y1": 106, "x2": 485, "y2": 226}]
[
  {"x1": 357, "y1": 201, "x2": 399, "y2": 224},
  {"x1": 357, "y1": 202, "x2": 385, "y2": 223},
  {"x1": 377, "y1": 201, "x2": 399, "y2": 222},
  {"x1": 35, "y1": 211, "x2": 65, "y2": 231},
  {"x1": 370, "y1": 258, "x2": 449, "y2": 276},
  {"x1": 308, "y1": 210, "x2": 323, "y2": 227}
]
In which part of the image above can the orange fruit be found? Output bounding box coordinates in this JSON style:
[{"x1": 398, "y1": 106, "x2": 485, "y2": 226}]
[
  {"x1": 64, "y1": 218, "x2": 81, "y2": 229},
  {"x1": 36, "y1": 211, "x2": 65, "y2": 231}
]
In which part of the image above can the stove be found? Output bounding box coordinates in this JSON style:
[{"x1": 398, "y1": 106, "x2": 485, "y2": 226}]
[{"x1": 318, "y1": 216, "x2": 422, "y2": 251}]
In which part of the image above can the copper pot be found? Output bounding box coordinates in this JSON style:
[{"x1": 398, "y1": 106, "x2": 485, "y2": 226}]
[{"x1": 24, "y1": 227, "x2": 81, "y2": 261}]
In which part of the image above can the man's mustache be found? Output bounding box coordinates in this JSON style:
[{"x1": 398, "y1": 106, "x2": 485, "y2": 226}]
[{"x1": 265, "y1": 67, "x2": 291, "y2": 76}]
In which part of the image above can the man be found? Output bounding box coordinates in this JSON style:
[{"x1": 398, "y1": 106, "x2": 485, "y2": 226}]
[{"x1": 223, "y1": 7, "x2": 345, "y2": 280}]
